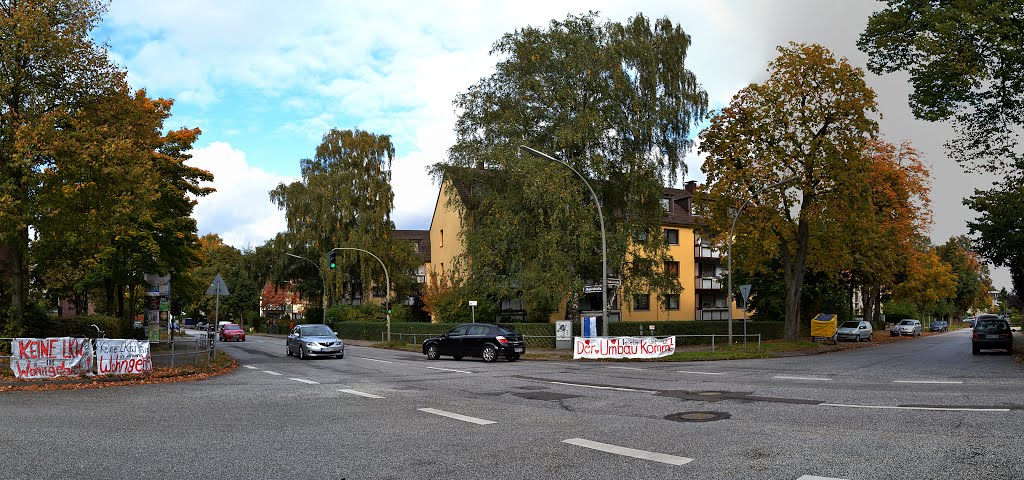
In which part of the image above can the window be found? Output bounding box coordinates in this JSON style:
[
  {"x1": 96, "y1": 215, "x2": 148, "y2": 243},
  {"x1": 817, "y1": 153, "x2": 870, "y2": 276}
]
[
  {"x1": 447, "y1": 325, "x2": 469, "y2": 337},
  {"x1": 633, "y1": 294, "x2": 650, "y2": 311},
  {"x1": 467, "y1": 325, "x2": 489, "y2": 336},
  {"x1": 372, "y1": 286, "x2": 386, "y2": 298},
  {"x1": 633, "y1": 230, "x2": 649, "y2": 242},
  {"x1": 663, "y1": 294, "x2": 680, "y2": 310},
  {"x1": 660, "y1": 198, "x2": 671, "y2": 212},
  {"x1": 440, "y1": 229, "x2": 444, "y2": 247},
  {"x1": 664, "y1": 228, "x2": 679, "y2": 245},
  {"x1": 665, "y1": 261, "x2": 680, "y2": 277}
]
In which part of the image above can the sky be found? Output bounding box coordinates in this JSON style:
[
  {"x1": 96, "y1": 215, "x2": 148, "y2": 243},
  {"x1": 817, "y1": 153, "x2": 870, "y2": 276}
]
[{"x1": 92, "y1": 0, "x2": 1010, "y2": 290}]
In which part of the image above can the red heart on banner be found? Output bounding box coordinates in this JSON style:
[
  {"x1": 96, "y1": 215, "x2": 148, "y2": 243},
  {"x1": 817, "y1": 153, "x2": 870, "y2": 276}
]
[
  {"x1": 610, "y1": 338, "x2": 617, "y2": 345},
  {"x1": 584, "y1": 339, "x2": 590, "y2": 345}
]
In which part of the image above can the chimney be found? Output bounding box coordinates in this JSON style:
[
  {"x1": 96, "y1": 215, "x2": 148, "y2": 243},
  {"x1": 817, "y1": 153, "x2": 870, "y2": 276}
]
[{"x1": 684, "y1": 180, "x2": 697, "y2": 194}]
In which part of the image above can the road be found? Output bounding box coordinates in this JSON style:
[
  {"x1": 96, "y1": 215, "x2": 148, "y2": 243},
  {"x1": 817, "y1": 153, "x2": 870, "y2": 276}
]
[{"x1": 2, "y1": 328, "x2": 1021, "y2": 479}]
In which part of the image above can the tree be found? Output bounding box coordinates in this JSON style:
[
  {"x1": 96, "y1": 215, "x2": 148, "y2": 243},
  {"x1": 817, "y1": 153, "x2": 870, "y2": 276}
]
[
  {"x1": 892, "y1": 245, "x2": 957, "y2": 319},
  {"x1": 964, "y1": 178, "x2": 1024, "y2": 296},
  {"x1": 271, "y1": 128, "x2": 419, "y2": 307},
  {"x1": 0, "y1": 0, "x2": 122, "y2": 326},
  {"x1": 936, "y1": 235, "x2": 992, "y2": 318},
  {"x1": 859, "y1": 0, "x2": 1024, "y2": 174},
  {"x1": 436, "y1": 12, "x2": 708, "y2": 321},
  {"x1": 699, "y1": 43, "x2": 880, "y2": 340}
]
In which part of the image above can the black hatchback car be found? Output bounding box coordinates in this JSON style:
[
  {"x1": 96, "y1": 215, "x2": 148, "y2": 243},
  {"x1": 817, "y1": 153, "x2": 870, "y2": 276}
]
[
  {"x1": 423, "y1": 323, "x2": 525, "y2": 362},
  {"x1": 972, "y1": 316, "x2": 1013, "y2": 355}
]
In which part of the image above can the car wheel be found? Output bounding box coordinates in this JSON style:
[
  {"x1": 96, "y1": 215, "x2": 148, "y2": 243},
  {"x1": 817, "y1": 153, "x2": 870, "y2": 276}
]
[
  {"x1": 481, "y1": 345, "x2": 498, "y2": 363},
  {"x1": 972, "y1": 346, "x2": 979, "y2": 355},
  {"x1": 507, "y1": 354, "x2": 520, "y2": 362},
  {"x1": 298, "y1": 346, "x2": 307, "y2": 360},
  {"x1": 425, "y1": 344, "x2": 440, "y2": 360},
  {"x1": 336, "y1": 354, "x2": 344, "y2": 359},
  {"x1": 286, "y1": 344, "x2": 292, "y2": 356},
  {"x1": 453, "y1": 356, "x2": 464, "y2": 361}
]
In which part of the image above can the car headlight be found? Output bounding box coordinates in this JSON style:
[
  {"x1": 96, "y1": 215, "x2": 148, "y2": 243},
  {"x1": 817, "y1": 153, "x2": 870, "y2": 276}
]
[{"x1": 305, "y1": 341, "x2": 317, "y2": 347}]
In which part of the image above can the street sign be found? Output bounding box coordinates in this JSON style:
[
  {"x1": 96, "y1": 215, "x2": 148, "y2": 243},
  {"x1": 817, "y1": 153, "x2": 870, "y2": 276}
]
[
  {"x1": 739, "y1": 284, "x2": 752, "y2": 305},
  {"x1": 205, "y1": 273, "x2": 230, "y2": 296},
  {"x1": 468, "y1": 300, "x2": 478, "y2": 306},
  {"x1": 584, "y1": 285, "x2": 602, "y2": 293},
  {"x1": 605, "y1": 278, "x2": 621, "y2": 287}
]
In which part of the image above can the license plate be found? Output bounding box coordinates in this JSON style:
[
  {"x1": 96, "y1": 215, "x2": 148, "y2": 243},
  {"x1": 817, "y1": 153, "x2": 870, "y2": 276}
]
[{"x1": 514, "y1": 348, "x2": 523, "y2": 353}]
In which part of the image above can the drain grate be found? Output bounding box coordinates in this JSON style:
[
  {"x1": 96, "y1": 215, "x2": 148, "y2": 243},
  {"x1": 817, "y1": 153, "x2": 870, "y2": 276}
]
[{"x1": 665, "y1": 411, "x2": 731, "y2": 423}]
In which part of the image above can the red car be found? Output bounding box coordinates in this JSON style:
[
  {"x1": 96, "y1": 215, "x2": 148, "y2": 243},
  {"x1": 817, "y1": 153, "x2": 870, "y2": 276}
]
[{"x1": 219, "y1": 323, "x2": 246, "y2": 342}]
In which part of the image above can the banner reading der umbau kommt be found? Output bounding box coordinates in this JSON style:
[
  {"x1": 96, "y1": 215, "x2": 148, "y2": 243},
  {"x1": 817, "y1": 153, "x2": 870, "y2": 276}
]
[{"x1": 573, "y1": 336, "x2": 676, "y2": 359}]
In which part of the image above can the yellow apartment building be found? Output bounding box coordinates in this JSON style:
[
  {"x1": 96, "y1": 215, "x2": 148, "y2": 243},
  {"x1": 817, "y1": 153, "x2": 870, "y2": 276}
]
[{"x1": 423, "y1": 172, "x2": 743, "y2": 323}]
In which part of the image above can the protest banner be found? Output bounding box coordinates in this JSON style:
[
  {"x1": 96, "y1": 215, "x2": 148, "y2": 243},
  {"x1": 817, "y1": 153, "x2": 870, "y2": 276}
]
[
  {"x1": 573, "y1": 336, "x2": 676, "y2": 359},
  {"x1": 95, "y1": 339, "x2": 152, "y2": 375},
  {"x1": 10, "y1": 337, "x2": 94, "y2": 378}
]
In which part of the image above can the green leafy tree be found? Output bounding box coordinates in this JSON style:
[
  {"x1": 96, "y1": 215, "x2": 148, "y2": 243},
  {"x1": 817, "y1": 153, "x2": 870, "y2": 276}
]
[
  {"x1": 964, "y1": 178, "x2": 1024, "y2": 296},
  {"x1": 859, "y1": 0, "x2": 1024, "y2": 174},
  {"x1": 436, "y1": 12, "x2": 708, "y2": 321},
  {"x1": 0, "y1": 0, "x2": 122, "y2": 326},
  {"x1": 271, "y1": 128, "x2": 419, "y2": 308},
  {"x1": 936, "y1": 235, "x2": 993, "y2": 318},
  {"x1": 698, "y1": 43, "x2": 879, "y2": 340}
]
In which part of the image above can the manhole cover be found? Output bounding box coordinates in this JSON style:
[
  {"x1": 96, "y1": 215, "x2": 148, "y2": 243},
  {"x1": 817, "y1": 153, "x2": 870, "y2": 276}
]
[{"x1": 665, "y1": 411, "x2": 731, "y2": 423}]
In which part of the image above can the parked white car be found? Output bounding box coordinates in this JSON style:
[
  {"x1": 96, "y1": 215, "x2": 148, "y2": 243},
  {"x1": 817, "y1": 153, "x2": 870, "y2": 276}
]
[
  {"x1": 837, "y1": 320, "x2": 873, "y2": 342},
  {"x1": 891, "y1": 319, "x2": 923, "y2": 336}
]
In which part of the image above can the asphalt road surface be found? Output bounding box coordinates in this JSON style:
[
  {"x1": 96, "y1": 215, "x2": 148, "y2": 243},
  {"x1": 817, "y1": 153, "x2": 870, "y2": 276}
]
[{"x1": 2, "y1": 328, "x2": 1021, "y2": 479}]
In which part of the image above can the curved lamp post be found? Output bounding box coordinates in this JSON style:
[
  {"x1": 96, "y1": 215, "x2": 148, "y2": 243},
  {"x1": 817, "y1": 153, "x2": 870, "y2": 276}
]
[
  {"x1": 727, "y1": 176, "x2": 800, "y2": 343},
  {"x1": 519, "y1": 145, "x2": 609, "y2": 337},
  {"x1": 331, "y1": 247, "x2": 391, "y2": 341},
  {"x1": 285, "y1": 253, "x2": 327, "y2": 324}
]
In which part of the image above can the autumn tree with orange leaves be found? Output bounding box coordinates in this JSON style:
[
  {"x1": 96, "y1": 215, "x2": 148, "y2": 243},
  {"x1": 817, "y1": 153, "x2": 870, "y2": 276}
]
[{"x1": 699, "y1": 43, "x2": 880, "y2": 341}]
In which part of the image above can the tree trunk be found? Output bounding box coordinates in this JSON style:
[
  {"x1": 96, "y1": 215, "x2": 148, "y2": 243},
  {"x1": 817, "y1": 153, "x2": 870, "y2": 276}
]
[
  {"x1": 105, "y1": 280, "x2": 115, "y2": 316},
  {"x1": 783, "y1": 218, "x2": 811, "y2": 341},
  {"x1": 117, "y1": 284, "x2": 125, "y2": 321},
  {"x1": 10, "y1": 228, "x2": 27, "y2": 327},
  {"x1": 862, "y1": 284, "x2": 875, "y2": 326}
]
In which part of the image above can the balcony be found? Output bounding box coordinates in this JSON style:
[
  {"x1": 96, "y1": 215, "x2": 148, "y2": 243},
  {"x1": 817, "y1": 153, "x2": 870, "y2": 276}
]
[
  {"x1": 695, "y1": 277, "x2": 722, "y2": 290},
  {"x1": 695, "y1": 244, "x2": 721, "y2": 259},
  {"x1": 698, "y1": 308, "x2": 730, "y2": 321}
]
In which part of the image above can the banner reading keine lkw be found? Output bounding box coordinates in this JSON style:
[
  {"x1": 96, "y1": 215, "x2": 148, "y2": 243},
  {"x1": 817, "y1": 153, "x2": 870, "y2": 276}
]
[
  {"x1": 10, "y1": 337, "x2": 94, "y2": 378},
  {"x1": 573, "y1": 336, "x2": 676, "y2": 359},
  {"x1": 96, "y1": 339, "x2": 152, "y2": 375}
]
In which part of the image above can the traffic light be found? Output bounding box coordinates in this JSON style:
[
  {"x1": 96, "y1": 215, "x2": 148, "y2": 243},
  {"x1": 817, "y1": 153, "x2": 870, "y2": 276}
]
[
  {"x1": 387, "y1": 302, "x2": 392, "y2": 315},
  {"x1": 328, "y1": 251, "x2": 336, "y2": 269}
]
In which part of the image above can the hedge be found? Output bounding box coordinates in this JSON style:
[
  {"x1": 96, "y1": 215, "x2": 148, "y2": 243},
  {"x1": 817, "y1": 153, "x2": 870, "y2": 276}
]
[{"x1": 332, "y1": 320, "x2": 806, "y2": 349}]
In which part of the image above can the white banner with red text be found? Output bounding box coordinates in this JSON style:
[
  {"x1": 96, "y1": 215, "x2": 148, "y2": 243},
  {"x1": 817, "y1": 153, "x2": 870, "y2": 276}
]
[
  {"x1": 573, "y1": 336, "x2": 676, "y2": 359},
  {"x1": 10, "y1": 337, "x2": 95, "y2": 378},
  {"x1": 95, "y1": 339, "x2": 152, "y2": 375}
]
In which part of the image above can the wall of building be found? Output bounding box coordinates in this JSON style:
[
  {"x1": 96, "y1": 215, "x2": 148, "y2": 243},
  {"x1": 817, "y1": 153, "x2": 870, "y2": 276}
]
[{"x1": 427, "y1": 179, "x2": 464, "y2": 280}]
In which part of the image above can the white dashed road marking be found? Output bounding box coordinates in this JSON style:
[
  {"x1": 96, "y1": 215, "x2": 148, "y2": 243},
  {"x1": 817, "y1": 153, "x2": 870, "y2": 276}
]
[
  {"x1": 677, "y1": 370, "x2": 725, "y2": 375},
  {"x1": 773, "y1": 375, "x2": 831, "y2": 381},
  {"x1": 354, "y1": 357, "x2": 394, "y2": 364},
  {"x1": 562, "y1": 438, "x2": 693, "y2": 466},
  {"x1": 243, "y1": 365, "x2": 258, "y2": 370},
  {"x1": 262, "y1": 371, "x2": 282, "y2": 376},
  {"x1": 606, "y1": 366, "x2": 644, "y2": 371},
  {"x1": 546, "y1": 381, "x2": 656, "y2": 394},
  {"x1": 424, "y1": 366, "x2": 473, "y2": 374},
  {"x1": 338, "y1": 389, "x2": 384, "y2": 399},
  {"x1": 418, "y1": 408, "x2": 495, "y2": 425},
  {"x1": 289, "y1": 378, "x2": 319, "y2": 385},
  {"x1": 892, "y1": 380, "x2": 963, "y2": 384},
  {"x1": 819, "y1": 403, "x2": 1009, "y2": 412},
  {"x1": 796, "y1": 476, "x2": 849, "y2": 480}
]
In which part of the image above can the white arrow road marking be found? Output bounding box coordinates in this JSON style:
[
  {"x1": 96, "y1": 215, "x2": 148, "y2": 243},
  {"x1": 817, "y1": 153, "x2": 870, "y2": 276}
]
[
  {"x1": 418, "y1": 408, "x2": 495, "y2": 425},
  {"x1": 773, "y1": 375, "x2": 831, "y2": 381},
  {"x1": 289, "y1": 378, "x2": 319, "y2": 385},
  {"x1": 338, "y1": 389, "x2": 384, "y2": 399},
  {"x1": 424, "y1": 366, "x2": 472, "y2": 374},
  {"x1": 562, "y1": 438, "x2": 693, "y2": 466},
  {"x1": 262, "y1": 371, "x2": 282, "y2": 376}
]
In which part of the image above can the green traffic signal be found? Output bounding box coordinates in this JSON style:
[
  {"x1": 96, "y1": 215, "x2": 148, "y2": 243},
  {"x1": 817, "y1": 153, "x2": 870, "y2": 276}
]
[{"x1": 329, "y1": 251, "x2": 336, "y2": 269}]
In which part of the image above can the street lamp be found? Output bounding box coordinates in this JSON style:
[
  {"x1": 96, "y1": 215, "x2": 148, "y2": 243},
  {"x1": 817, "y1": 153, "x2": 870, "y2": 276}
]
[
  {"x1": 519, "y1": 145, "x2": 609, "y2": 337},
  {"x1": 330, "y1": 247, "x2": 391, "y2": 341},
  {"x1": 726, "y1": 176, "x2": 800, "y2": 343},
  {"x1": 285, "y1": 253, "x2": 327, "y2": 324}
]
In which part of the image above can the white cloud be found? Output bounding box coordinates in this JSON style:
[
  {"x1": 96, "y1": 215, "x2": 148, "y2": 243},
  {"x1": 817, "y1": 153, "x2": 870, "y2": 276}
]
[{"x1": 186, "y1": 142, "x2": 293, "y2": 248}]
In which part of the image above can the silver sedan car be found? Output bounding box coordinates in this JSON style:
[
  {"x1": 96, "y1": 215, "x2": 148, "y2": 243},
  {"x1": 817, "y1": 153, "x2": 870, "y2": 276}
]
[
  {"x1": 286, "y1": 324, "x2": 345, "y2": 359},
  {"x1": 891, "y1": 319, "x2": 923, "y2": 336}
]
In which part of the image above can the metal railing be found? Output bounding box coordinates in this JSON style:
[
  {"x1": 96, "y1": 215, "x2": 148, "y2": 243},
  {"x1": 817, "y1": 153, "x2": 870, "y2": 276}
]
[
  {"x1": 0, "y1": 336, "x2": 215, "y2": 378},
  {"x1": 381, "y1": 332, "x2": 762, "y2": 351}
]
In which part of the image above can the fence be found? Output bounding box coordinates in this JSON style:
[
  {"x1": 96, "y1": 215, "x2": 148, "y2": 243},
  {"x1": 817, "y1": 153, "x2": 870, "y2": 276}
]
[
  {"x1": 0, "y1": 337, "x2": 215, "y2": 378},
  {"x1": 383, "y1": 332, "x2": 762, "y2": 352}
]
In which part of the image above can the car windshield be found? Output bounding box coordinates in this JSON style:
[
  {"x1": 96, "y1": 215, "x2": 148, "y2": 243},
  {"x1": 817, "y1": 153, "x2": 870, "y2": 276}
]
[
  {"x1": 899, "y1": 320, "x2": 915, "y2": 325},
  {"x1": 301, "y1": 325, "x2": 335, "y2": 337},
  {"x1": 226, "y1": 324, "x2": 241, "y2": 330},
  {"x1": 840, "y1": 322, "x2": 859, "y2": 328},
  {"x1": 975, "y1": 321, "x2": 1009, "y2": 333}
]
